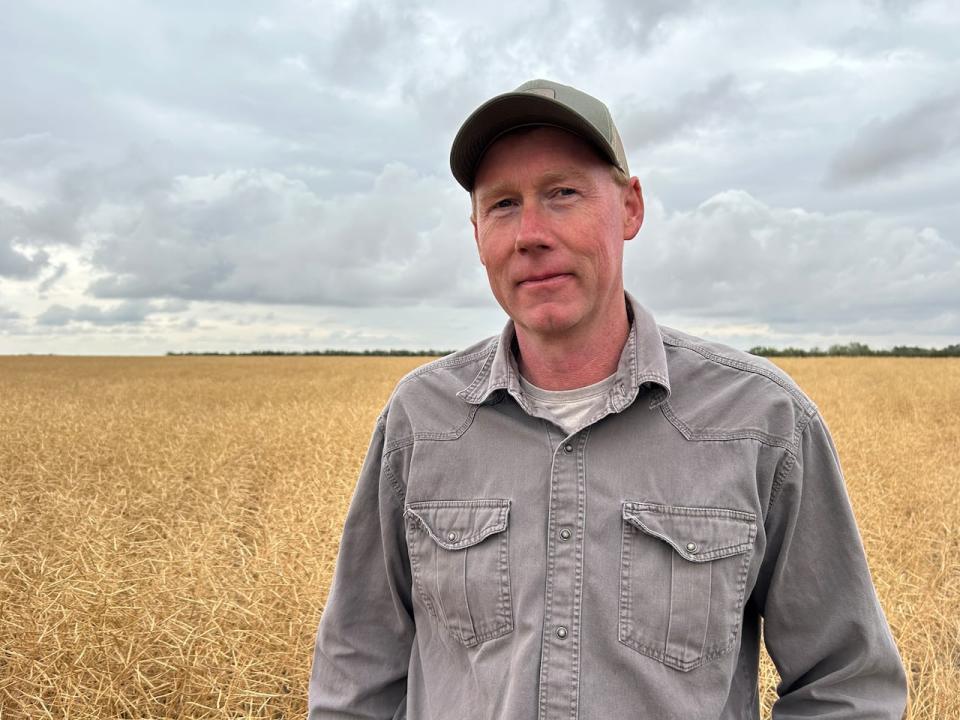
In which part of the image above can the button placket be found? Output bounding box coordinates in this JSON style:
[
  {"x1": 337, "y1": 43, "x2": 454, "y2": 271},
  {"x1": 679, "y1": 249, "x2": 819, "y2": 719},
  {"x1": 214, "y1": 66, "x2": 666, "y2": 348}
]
[{"x1": 538, "y1": 434, "x2": 586, "y2": 719}]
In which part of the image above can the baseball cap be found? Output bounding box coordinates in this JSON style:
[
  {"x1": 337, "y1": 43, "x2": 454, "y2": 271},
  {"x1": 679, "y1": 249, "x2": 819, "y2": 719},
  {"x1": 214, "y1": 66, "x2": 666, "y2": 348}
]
[{"x1": 449, "y1": 78, "x2": 629, "y2": 191}]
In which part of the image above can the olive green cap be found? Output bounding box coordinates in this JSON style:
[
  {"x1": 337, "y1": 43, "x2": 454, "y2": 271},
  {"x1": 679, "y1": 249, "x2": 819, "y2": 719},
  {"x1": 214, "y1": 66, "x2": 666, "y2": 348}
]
[{"x1": 449, "y1": 78, "x2": 629, "y2": 191}]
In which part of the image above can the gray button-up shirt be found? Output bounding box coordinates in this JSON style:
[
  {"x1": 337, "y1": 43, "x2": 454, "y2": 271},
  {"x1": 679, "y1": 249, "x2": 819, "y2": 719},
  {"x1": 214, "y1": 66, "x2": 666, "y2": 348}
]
[{"x1": 309, "y1": 294, "x2": 907, "y2": 720}]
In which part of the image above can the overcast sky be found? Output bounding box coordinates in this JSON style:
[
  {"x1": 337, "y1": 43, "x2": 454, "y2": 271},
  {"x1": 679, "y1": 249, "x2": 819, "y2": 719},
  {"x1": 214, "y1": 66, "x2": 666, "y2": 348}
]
[{"x1": 1, "y1": 0, "x2": 958, "y2": 354}]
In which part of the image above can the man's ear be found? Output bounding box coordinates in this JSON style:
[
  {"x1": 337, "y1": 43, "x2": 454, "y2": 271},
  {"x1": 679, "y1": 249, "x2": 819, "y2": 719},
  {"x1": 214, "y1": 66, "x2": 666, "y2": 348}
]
[{"x1": 623, "y1": 177, "x2": 644, "y2": 241}]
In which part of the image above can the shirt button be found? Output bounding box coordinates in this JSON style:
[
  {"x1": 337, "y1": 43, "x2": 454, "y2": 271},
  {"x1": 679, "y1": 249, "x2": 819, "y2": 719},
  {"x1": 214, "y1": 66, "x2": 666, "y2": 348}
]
[
  {"x1": 447, "y1": 531, "x2": 459, "y2": 542},
  {"x1": 685, "y1": 541, "x2": 699, "y2": 553},
  {"x1": 559, "y1": 528, "x2": 572, "y2": 541},
  {"x1": 556, "y1": 626, "x2": 568, "y2": 639},
  {"x1": 563, "y1": 444, "x2": 573, "y2": 453}
]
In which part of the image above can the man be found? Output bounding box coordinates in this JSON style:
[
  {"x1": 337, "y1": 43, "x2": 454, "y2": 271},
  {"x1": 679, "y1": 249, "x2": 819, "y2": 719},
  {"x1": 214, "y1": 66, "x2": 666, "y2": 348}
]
[{"x1": 308, "y1": 80, "x2": 907, "y2": 719}]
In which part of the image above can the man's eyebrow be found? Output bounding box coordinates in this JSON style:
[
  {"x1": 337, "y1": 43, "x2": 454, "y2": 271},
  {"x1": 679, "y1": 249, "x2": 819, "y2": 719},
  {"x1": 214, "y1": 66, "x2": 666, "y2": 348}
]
[
  {"x1": 475, "y1": 181, "x2": 515, "y2": 204},
  {"x1": 537, "y1": 168, "x2": 595, "y2": 187},
  {"x1": 475, "y1": 168, "x2": 596, "y2": 204}
]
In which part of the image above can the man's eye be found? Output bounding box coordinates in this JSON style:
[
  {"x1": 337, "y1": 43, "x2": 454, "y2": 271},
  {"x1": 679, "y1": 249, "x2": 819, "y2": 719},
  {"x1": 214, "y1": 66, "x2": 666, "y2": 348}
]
[
  {"x1": 493, "y1": 199, "x2": 514, "y2": 209},
  {"x1": 557, "y1": 187, "x2": 577, "y2": 197}
]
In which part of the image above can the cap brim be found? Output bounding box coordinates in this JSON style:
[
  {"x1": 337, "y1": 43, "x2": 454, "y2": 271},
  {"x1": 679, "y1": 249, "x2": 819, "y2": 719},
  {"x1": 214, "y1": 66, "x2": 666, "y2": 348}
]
[{"x1": 449, "y1": 92, "x2": 619, "y2": 191}]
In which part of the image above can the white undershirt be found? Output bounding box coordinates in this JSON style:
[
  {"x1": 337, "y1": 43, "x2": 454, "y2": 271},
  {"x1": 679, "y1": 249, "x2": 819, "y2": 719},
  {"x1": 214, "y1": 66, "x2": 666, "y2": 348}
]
[{"x1": 518, "y1": 372, "x2": 618, "y2": 437}]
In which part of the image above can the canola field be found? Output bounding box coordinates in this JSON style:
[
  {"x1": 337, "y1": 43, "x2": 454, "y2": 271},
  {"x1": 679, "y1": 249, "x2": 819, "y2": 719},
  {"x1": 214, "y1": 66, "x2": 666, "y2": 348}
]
[{"x1": 0, "y1": 355, "x2": 957, "y2": 718}]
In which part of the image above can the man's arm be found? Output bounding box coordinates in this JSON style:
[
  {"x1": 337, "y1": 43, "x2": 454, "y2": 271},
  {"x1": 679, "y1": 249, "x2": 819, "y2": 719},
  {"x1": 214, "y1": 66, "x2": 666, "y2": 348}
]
[
  {"x1": 308, "y1": 414, "x2": 414, "y2": 719},
  {"x1": 756, "y1": 412, "x2": 908, "y2": 719}
]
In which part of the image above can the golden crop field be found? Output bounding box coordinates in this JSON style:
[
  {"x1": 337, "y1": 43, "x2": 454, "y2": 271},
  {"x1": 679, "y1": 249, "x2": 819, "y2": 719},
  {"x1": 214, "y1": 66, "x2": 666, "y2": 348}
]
[{"x1": 0, "y1": 355, "x2": 957, "y2": 718}]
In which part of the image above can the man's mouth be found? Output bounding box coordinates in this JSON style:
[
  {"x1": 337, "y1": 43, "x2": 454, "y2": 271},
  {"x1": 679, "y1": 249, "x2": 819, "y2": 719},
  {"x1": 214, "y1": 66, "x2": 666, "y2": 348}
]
[{"x1": 518, "y1": 272, "x2": 573, "y2": 287}]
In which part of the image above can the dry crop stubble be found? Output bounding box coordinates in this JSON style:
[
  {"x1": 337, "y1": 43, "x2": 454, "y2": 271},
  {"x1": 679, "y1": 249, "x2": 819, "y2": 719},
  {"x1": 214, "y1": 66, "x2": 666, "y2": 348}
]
[
  {"x1": 0, "y1": 355, "x2": 425, "y2": 718},
  {"x1": 762, "y1": 357, "x2": 960, "y2": 718},
  {"x1": 0, "y1": 355, "x2": 957, "y2": 718}
]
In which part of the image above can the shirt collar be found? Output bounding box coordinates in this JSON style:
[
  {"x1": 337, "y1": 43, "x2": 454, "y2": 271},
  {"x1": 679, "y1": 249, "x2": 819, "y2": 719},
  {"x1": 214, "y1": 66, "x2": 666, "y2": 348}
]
[{"x1": 457, "y1": 291, "x2": 671, "y2": 409}]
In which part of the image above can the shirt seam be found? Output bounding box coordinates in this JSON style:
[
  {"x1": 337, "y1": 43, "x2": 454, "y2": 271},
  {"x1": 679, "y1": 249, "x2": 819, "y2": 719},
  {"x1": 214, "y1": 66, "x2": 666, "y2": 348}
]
[
  {"x1": 382, "y1": 455, "x2": 406, "y2": 508},
  {"x1": 395, "y1": 342, "x2": 495, "y2": 396},
  {"x1": 660, "y1": 331, "x2": 815, "y2": 414},
  {"x1": 383, "y1": 403, "x2": 482, "y2": 454},
  {"x1": 658, "y1": 400, "x2": 799, "y2": 451},
  {"x1": 767, "y1": 409, "x2": 816, "y2": 516}
]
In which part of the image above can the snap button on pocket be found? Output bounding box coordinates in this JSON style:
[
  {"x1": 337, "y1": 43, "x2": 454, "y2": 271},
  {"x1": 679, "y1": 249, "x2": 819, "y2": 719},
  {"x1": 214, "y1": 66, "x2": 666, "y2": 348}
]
[
  {"x1": 685, "y1": 541, "x2": 698, "y2": 553},
  {"x1": 447, "y1": 531, "x2": 459, "y2": 542}
]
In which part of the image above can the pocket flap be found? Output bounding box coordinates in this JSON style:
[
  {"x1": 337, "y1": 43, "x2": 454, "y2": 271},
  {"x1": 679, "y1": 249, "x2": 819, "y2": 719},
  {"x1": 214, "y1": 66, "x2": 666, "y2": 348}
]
[
  {"x1": 406, "y1": 499, "x2": 510, "y2": 550},
  {"x1": 622, "y1": 502, "x2": 756, "y2": 562}
]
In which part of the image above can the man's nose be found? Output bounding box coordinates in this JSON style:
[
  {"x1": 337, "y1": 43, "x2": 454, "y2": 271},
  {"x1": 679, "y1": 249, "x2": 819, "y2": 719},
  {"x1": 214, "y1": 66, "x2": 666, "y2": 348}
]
[{"x1": 514, "y1": 201, "x2": 553, "y2": 253}]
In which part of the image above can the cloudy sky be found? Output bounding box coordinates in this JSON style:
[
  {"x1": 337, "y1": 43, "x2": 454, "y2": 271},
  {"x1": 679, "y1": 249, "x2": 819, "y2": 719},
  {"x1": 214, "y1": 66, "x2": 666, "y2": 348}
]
[{"x1": 1, "y1": 0, "x2": 958, "y2": 354}]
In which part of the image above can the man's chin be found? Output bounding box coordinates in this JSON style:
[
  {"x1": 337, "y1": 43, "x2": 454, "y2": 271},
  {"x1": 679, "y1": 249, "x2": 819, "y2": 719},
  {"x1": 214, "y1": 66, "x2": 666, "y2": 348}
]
[{"x1": 514, "y1": 307, "x2": 581, "y2": 339}]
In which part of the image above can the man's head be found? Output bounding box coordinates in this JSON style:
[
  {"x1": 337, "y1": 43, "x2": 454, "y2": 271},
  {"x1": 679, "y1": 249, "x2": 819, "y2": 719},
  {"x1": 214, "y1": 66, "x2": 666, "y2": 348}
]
[{"x1": 450, "y1": 80, "x2": 643, "y2": 345}]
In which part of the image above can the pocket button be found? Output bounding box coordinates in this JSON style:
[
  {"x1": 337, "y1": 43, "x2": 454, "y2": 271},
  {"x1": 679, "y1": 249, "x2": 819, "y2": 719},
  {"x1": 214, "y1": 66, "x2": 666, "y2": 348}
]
[
  {"x1": 685, "y1": 541, "x2": 699, "y2": 554},
  {"x1": 447, "y1": 531, "x2": 459, "y2": 542}
]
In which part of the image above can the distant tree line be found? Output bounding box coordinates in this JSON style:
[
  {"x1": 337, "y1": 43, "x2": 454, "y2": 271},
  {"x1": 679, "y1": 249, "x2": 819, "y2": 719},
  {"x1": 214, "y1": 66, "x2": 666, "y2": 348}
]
[
  {"x1": 749, "y1": 342, "x2": 960, "y2": 357},
  {"x1": 166, "y1": 349, "x2": 454, "y2": 357},
  {"x1": 166, "y1": 343, "x2": 960, "y2": 358}
]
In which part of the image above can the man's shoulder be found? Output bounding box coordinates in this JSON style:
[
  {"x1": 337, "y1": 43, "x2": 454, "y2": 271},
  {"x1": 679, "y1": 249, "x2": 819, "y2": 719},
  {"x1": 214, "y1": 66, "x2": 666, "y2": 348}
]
[
  {"x1": 659, "y1": 325, "x2": 813, "y2": 407},
  {"x1": 658, "y1": 325, "x2": 818, "y2": 452},
  {"x1": 392, "y1": 335, "x2": 497, "y2": 400},
  {"x1": 378, "y1": 335, "x2": 498, "y2": 448}
]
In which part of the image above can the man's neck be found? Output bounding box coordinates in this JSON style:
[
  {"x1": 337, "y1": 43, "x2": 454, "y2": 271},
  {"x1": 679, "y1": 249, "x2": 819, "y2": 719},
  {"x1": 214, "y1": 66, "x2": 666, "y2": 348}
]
[{"x1": 514, "y1": 303, "x2": 630, "y2": 391}]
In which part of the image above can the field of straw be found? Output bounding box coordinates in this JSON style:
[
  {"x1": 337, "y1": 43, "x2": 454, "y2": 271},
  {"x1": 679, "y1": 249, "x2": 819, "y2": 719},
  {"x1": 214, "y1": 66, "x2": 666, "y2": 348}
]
[{"x1": 0, "y1": 355, "x2": 957, "y2": 718}]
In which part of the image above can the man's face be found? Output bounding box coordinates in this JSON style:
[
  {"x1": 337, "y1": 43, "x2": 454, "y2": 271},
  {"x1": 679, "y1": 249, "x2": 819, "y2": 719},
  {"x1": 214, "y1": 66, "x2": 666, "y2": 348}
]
[{"x1": 471, "y1": 126, "x2": 643, "y2": 343}]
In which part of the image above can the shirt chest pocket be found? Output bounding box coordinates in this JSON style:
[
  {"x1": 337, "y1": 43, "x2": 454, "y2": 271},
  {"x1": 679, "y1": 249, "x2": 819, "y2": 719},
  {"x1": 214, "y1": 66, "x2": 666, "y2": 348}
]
[
  {"x1": 619, "y1": 502, "x2": 757, "y2": 672},
  {"x1": 404, "y1": 499, "x2": 514, "y2": 648}
]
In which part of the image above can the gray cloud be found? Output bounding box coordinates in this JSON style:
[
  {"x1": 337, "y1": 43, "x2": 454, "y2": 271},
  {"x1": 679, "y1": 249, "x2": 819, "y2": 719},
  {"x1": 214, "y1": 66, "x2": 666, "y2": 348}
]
[
  {"x1": 34, "y1": 305, "x2": 76, "y2": 326},
  {"x1": 825, "y1": 92, "x2": 960, "y2": 187},
  {"x1": 0, "y1": 244, "x2": 45, "y2": 279},
  {"x1": 597, "y1": 0, "x2": 697, "y2": 48},
  {"x1": 83, "y1": 165, "x2": 483, "y2": 307},
  {"x1": 0, "y1": 133, "x2": 74, "y2": 177},
  {"x1": 870, "y1": 0, "x2": 925, "y2": 17},
  {"x1": 37, "y1": 263, "x2": 68, "y2": 294},
  {"x1": 34, "y1": 299, "x2": 183, "y2": 327},
  {"x1": 629, "y1": 190, "x2": 960, "y2": 333},
  {"x1": 619, "y1": 75, "x2": 746, "y2": 149},
  {"x1": 323, "y1": 2, "x2": 425, "y2": 87},
  {"x1": 0, "y1": 141, "x2": 178, "y2": 271},
  {"x1": 1, "y1": 200, "x2": 50, "y2": 278}
]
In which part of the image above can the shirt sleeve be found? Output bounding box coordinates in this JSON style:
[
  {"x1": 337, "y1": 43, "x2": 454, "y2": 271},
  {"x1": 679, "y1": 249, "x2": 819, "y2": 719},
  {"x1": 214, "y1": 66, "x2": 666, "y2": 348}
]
[
  {"x1": 308, "y1": 414, "x2": 414, "y2": 719},
  {"x1": 756, "y1": 411, "x2": 908, "y2": 719}
]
